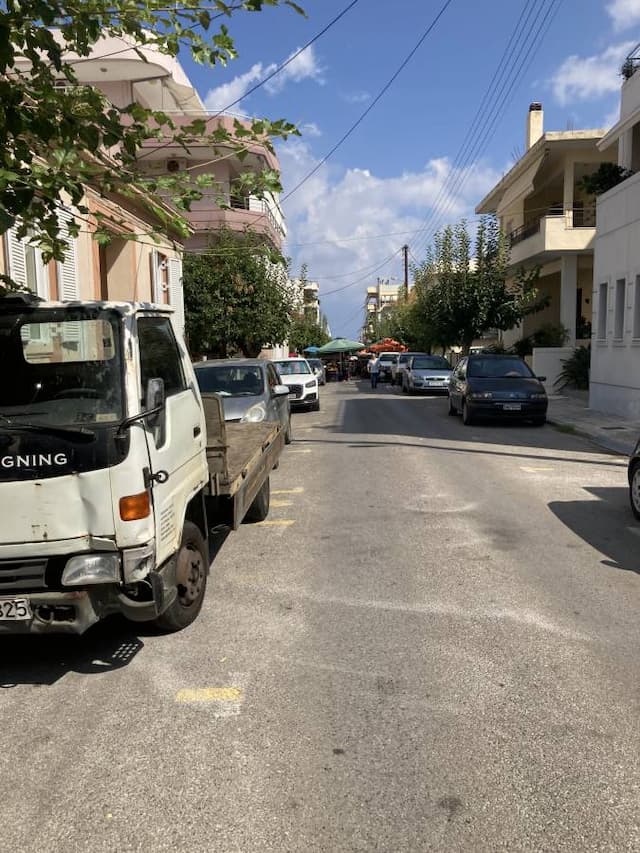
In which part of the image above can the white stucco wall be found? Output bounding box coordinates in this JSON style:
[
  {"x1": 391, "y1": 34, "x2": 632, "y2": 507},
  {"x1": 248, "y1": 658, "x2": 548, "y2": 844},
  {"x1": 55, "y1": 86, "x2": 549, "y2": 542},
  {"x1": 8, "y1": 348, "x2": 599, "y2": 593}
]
[{"x1": 589, "y1": 170, "x2": 640, "y2": 419}]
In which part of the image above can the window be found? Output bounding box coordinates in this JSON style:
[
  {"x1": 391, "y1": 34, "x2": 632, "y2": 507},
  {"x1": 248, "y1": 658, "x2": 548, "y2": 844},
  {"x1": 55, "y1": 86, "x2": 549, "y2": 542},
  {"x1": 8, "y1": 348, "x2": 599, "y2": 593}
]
[
  {"x1": 5, "y1": 228, "x2": 49, "y2": 299},
  {"x1": 597, "y1": 283, "x2": 608, "y2": 339},
  {"x1": 266, "y1": 364, "x2": 279, "y2": 389},
  {"x1": 614, "y1": 278, "x2": 626, "y2": 339},
  {"x1": 633, "y1": 276, "x2": 640, "y2": 339},
  {"x1": 138, "y1": 317, "x2": 186, "y2": 399}
]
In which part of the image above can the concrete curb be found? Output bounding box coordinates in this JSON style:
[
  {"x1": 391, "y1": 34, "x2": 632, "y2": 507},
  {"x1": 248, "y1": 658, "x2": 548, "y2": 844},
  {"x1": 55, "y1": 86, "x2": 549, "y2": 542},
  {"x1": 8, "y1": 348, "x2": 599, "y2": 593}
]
[{"x1": 546, "y1": 415, "x2": 633, "y2": 457}]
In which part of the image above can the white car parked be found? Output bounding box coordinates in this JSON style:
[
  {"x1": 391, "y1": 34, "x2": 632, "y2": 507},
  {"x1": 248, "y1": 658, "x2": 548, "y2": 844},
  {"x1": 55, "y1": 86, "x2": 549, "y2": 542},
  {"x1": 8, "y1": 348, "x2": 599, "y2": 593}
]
[{"x1": 272, "y1": 357, "x2": 320, "y2": 411}]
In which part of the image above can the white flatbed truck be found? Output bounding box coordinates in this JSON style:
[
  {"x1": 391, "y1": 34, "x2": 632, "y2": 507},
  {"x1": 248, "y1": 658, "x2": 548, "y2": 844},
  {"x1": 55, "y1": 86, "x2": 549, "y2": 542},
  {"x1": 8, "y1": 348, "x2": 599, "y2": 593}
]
[{"x1": 0, "y1": 295, "x2": 284, "y2": 634}]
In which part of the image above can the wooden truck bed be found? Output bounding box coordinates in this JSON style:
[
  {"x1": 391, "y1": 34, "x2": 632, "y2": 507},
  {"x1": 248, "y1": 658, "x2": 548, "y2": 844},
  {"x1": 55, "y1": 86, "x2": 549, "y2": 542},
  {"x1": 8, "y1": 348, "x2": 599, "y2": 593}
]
[{"x1": 201, "y1": 394, "x2": 284, "y2": 528}]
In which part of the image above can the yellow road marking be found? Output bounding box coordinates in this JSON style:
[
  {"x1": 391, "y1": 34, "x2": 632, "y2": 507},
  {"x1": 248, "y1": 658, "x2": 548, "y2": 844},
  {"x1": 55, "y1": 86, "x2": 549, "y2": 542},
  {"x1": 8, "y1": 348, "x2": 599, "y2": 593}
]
[
  {"x1": 271, "y1": 499, "x2": 293, "y2": 508},
  {"x1": 176, "y1": 687, "x2": 243, "y2": 703},
  {"x1": 272, "y1": 488, "x2": 304, "y2": 495},
  {"x1": 288, "y1": 449, "x2": 312, "y2": 454},
  {"x1": 257, "y1": 519, "x2": 295, "y2": 527}
]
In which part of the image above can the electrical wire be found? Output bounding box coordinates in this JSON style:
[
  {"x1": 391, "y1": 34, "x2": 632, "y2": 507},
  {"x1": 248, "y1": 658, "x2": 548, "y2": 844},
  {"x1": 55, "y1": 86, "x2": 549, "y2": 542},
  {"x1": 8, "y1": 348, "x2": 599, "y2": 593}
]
[
  {"x1": 136, "y1": 0, "x2": 361, "y2": 161},
  {"x1": 278, "y1": 0, "x2": 456, "y2": 206},
  {"x1": 410, "y1": 0, "x2": 563, "y2": 260}
]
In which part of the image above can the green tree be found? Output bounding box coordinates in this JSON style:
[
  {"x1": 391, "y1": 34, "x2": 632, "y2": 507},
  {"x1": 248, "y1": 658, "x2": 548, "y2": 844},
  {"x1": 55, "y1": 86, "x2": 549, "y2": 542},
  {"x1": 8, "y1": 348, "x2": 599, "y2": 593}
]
[
  {"x1": 0, "y1": 0, "x2": 302, "y2": 289},
  {"x1": 288, "y1": 314, "x2": 331, "y2": 354},
  {"x1": 183, "y1": 229, "x2": 294, "y2": 357},
  {"x1": 414, "y1": 218, "x2": 544, "y2": 354}
]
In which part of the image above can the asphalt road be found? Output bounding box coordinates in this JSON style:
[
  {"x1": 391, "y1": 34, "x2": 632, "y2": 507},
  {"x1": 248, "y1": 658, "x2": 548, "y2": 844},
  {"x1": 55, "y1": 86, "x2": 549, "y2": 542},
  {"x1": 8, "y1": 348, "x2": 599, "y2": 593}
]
[{"x1": 2, "y1": 380, "x2": 640, "y2": 852}]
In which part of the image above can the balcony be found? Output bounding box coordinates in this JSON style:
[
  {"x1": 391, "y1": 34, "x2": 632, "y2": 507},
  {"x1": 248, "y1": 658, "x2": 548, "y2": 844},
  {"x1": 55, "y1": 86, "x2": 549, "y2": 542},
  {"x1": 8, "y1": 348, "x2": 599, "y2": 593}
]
[
  {"x1": 185, "y1": 193, "x2": 285, "y2": 249},
  {"x1": 507, "y1": 206, "x2": 596, "y2": 266}
]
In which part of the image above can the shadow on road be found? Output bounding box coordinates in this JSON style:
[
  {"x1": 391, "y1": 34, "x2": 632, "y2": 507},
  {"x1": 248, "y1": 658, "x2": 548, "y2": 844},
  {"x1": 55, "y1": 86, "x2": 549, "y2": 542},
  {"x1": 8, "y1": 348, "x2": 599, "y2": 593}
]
[
  {"x1": 316, "y1": 387, "x2": 626, "y2": 463},
  {"x1": 549, "y1": 487, "x2": 640, "y2": 574},
  {"x1": 0, "y1": 616, "x2": 144, "y2": 687}
]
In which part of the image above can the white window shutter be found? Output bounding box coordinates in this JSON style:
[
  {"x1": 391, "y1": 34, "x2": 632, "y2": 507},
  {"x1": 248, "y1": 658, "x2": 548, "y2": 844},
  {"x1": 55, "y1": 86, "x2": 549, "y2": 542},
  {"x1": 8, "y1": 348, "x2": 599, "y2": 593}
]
[
  {"x1": 150, "y1": 250, "x2": 161, "y2": 303},
  {"x1": 56, "y1": 208, "x2": 79, "y2": 302},
  {"x1": 5, "y1": 228, "x2": 28, "y2": 288},
  {"x1": 168, "y1": 257, "x2": 185, "y2": 338}
]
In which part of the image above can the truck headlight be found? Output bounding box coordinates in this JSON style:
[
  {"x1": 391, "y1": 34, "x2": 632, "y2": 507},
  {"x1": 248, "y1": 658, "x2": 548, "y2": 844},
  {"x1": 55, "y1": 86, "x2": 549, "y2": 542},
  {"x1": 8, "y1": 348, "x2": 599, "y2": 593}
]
[
  {"x1": 240, "y1": 402, "x2": 267, "y2": 423},
  {"x1": 62, "y1": 553, "x2": 121, "y2": 586}
]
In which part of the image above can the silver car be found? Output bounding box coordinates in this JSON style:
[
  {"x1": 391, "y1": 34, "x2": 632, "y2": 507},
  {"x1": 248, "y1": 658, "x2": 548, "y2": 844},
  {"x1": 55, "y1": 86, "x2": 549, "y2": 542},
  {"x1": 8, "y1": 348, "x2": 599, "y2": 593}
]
[
  {"x1": 307, "y1": 358, "x2": 326, "y2": 385},
  {"x1": 194, "y1": 359, "x2": 292, "y2": 443},
  {"x1": 402, "y1": 355, "x2": 452, "y2": 394}
]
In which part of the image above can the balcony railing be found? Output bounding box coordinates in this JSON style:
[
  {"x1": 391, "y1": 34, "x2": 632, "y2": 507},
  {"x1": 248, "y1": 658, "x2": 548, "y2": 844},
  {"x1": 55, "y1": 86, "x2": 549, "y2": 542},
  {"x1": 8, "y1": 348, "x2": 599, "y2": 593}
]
[
  {"x1": 509, "y1": 220, "x2": 540, "y2": 247},
  {"x1": 508, "y1": 205, "x2": 596, "y2": 247}
]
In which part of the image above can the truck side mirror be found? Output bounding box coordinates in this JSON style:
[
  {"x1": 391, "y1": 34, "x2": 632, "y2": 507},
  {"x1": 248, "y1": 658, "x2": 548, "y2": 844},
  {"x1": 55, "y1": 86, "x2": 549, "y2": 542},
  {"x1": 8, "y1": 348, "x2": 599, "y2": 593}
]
[{"x1": 145, "y1": 378, "x2": 166, "y2": 445}]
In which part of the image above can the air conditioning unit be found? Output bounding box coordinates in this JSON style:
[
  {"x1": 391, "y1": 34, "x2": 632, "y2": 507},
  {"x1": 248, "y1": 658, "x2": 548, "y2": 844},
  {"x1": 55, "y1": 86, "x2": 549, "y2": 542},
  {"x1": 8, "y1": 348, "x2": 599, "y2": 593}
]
[{"x1": 166, "y1": 158, "x2": 187, "y2": 173}]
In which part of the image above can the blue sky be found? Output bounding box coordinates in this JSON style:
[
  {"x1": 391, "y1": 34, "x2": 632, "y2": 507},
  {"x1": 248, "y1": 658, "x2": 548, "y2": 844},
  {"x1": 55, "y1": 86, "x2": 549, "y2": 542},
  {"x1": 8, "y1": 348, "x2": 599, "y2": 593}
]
[{"x1": 179, "y1": 0, "x2": 640, "y2": 338}]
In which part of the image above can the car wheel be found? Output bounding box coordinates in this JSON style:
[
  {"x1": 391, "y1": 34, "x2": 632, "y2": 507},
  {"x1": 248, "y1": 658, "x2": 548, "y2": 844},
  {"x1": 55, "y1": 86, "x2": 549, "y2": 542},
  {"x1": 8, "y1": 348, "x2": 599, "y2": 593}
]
[
  {"x1": 312, "y1": 398, "x2": 320, "y2": 412},
  {"x1": 245, "y1": 477, "x2": 270, "y2": 523},
  {"x1": 448, "y1": 396, "x2": 457, "y2": 416},
  {"x1": 532, "y1": 417, "x2": 546, "y2": 427},
  {"x1": 630, "y1": 462, "x2": 640, "y2": 521},
  {"x1": 462, "y1": 399, "x2": 474, "y2": 425}
]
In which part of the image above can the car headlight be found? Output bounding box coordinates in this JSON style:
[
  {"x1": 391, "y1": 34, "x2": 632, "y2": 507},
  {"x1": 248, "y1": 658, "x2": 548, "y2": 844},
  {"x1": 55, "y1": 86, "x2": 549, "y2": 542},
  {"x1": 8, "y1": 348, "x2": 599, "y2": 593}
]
[
  {"x1": 240, "y1": 402, "x2": 267, "y2": 423},
  {"x1": 62, "y1": 553, "x2": 121, "y2": 586},
  {"x1": 530, "y1": 393, "x2": 547, "y2": 400},
  {"x1": 468, "y1": 391, "x2": 493, "y2": 400},
  {"x1": 305, "y1": 379, "x2": 317, "y2": 388}
]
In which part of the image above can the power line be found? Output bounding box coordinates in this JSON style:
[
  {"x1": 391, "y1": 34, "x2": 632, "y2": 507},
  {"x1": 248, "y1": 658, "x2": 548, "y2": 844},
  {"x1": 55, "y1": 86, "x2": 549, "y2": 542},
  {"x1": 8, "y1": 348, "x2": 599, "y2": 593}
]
[
  {"x1": 279, "y1": 0, "x2": 456, "y2": 206},
  {"x1": 410, "y1": 0, "x2": 562, "y2": 260},
  {"x1": 136, "y1": 0, "x2": 361, "y2": 161},
  {"x1": 319, "y1": 250, "x2": 402, "y2": 298}
]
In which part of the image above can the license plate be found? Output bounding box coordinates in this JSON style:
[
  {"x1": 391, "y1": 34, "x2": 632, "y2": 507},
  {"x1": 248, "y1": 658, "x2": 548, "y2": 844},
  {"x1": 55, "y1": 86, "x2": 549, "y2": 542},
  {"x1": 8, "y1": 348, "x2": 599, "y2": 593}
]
[
  {"x1": 427, "y1": 381, "x2": 443, "y2": 387},
  {"x1": 0, "y1": 598, "x2": 31, "y2": 620},
  {"x1": 503, "y1": 403, "x2": 522, "y2": 411}
]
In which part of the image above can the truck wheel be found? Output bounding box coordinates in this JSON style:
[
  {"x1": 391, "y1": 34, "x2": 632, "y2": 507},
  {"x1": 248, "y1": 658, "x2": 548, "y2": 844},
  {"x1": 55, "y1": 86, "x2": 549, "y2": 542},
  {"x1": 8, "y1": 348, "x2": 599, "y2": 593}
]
[
  {"x1": 245, "y1": 477, "x2": 270, "y2": 523},
  {"x1": 155, "y1": 522, "x2": 208, "y2": 632}
]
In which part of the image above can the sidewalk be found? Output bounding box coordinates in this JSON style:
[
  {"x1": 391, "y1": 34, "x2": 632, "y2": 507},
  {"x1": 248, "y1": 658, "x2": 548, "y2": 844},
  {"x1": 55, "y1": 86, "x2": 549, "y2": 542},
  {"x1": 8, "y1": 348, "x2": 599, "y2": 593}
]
[{"x1": 547, "y1": 390, "x2": 638, "y2": 456}]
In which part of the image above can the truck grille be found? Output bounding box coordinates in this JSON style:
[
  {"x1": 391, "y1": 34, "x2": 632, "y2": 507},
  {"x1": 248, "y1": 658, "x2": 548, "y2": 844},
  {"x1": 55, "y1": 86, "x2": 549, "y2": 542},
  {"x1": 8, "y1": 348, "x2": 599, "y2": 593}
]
[
  {"x1": 288, "y1": 384, "x2": 303, "y2": 399},
  {"x1": 0, "y1": 558, "x2": 47, "y2": 592}
]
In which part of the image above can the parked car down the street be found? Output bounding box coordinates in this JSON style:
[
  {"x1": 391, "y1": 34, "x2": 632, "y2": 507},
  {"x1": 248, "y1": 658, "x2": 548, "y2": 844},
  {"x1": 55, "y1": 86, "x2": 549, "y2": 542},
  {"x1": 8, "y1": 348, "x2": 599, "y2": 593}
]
[
  {"x1": 391, "y1": 351, "x2": 428, "y2": 386},
  {"x1": 377, "y1": 351, "x2": 399, "y2": 383},
  {"x1": 402, "y1": 355, "x2": 452, "y2": 395},
  {"x1": 272, "y1": 357, "x2": 320, "y2": 411},
  {"x1": 448, "y1": 354, "x2": 548, "y2": 425},
  {"x1": 194, "y1": 358, "x2": 293, "y2": 443},
  {"x1": 307, "y1": 358, "x2": 326, "y2": 385}
]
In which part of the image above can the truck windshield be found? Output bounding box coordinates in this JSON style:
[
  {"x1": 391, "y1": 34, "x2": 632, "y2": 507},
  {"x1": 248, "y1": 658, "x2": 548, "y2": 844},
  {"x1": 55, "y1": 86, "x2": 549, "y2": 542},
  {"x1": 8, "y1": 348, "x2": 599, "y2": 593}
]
[{"x1": 0, "y1": 308, "x2": 124, "y2": 428}]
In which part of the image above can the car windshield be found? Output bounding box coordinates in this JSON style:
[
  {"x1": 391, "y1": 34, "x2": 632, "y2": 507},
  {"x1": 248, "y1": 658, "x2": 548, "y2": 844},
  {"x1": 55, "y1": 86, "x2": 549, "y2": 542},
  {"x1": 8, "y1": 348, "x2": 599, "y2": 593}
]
[
  {"x1": 412, "y1": 356, "x2": 451, "y2": 370},
  {"x1": 274, "y1": 360, "x2": 311, "y2": 375},
  {"x1": 378, "y1": 354, "x2": 396, "y2": 362},
  {"x1": 0, "y1": 307, "x2": 124, "y2": 428},
  {"x1": 196, "y1": 365, "x2": 264, "y2": 397},
  {"x1": 467, "y1": 357, "x2": 534, "y2": 378}
]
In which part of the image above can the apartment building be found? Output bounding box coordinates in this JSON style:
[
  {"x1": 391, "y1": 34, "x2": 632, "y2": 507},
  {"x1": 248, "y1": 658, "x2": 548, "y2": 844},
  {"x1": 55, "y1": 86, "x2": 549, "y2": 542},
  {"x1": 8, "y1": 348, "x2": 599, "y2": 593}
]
[
  {"x1": 476, "y1": 103, "x2": 614, "y2": 386},
  {"x1": 589, "y1": 47, "x2": 640, "y2": 418},
  {"x1": 364, "y1": 278, "x2": 402, "y2": 337}
]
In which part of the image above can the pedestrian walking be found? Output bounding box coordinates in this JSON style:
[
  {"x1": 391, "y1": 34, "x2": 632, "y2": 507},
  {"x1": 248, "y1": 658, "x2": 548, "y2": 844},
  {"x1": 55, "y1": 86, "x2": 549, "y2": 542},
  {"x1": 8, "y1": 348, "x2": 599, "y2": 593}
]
[{"x1": 368, "y1": 354, "x2": 380, "y2": 389}]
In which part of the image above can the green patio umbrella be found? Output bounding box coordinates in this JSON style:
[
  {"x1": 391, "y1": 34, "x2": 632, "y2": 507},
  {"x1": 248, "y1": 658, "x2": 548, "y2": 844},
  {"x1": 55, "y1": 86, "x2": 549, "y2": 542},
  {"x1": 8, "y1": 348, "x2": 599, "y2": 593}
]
[{"x1": 316, "y1": 338, "x2": 364, "y2": 354}]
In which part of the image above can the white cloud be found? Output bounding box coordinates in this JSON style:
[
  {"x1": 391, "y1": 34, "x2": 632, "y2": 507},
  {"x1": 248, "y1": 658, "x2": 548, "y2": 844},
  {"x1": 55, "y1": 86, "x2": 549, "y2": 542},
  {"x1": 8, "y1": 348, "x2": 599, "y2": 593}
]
[
  {"x1": 204, "y1": 45, "x2": 323, "y2": 111},
  {"x1": 300, "y1": 122, "x2": 322, "y2": 138},
  {"x1": 607, "y1": 0, "x2": 640, "y2": 30},
  {"x1": 549, "y1": 41, "x2": 635, "y2": 105},
  {"x1": 341, "y1": 90, "x2": 371, "y2": 104},
  {"x1": 278, "y1": 141, "x2": 500, "y2": 339}
]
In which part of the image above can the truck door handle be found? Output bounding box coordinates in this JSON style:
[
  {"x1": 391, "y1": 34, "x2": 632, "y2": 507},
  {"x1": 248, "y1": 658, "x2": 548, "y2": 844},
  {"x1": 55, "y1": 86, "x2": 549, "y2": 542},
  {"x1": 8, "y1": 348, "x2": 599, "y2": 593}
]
[{"x1": 193, "y1": 425, "x2": 201, "y2": 437}]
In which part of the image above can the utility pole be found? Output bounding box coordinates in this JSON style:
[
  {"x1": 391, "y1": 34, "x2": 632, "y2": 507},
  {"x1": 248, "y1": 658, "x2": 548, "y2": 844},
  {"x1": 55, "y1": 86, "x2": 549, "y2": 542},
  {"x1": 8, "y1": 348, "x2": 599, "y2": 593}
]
[{"x1": 402, "y1": 244, "x2": 409, "y2": 299}]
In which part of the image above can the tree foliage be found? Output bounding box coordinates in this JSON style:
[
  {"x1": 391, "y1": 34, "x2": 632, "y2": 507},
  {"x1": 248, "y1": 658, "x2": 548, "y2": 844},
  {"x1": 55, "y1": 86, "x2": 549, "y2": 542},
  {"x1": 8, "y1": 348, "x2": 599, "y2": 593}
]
[
  {"x1": 578, "y1": 162, "x2": 633, "y2": 197},
  {"x1": 288, "y1": 313, "x2": 330, "y2": 354},
  {"x1": 183, "y1": 229, "x2": 295, "y2": 357},
  {"x1": 413, "y1": 218, "x2": 545, "y2": 353},
  {"x1": 0, "y1": 0, "x2": 303, "y2": 273}
]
